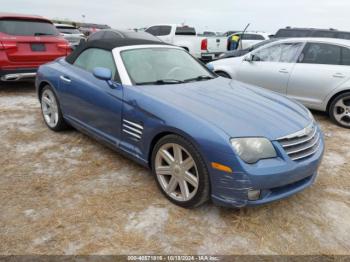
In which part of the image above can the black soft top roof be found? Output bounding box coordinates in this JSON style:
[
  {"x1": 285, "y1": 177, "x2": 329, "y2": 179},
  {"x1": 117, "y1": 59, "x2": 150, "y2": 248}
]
[{"x1": 66, "y1": 38, "x2": 169, "y2": 64}]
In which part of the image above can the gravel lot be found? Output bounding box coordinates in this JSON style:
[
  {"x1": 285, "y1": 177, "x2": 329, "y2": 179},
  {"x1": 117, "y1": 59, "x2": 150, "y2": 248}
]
[{"x1": 0, "y1": 82, "x2": 349, "y2": 255}]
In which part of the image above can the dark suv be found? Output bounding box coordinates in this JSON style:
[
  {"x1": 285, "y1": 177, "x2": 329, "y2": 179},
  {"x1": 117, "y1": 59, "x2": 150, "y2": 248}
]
[{"x1": 275, "y1": 27, "x2": 350, "y2": 40}]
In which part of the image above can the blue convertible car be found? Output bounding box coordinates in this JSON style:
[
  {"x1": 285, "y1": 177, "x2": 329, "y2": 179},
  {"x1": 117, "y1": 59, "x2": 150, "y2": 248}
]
[{"x1": 35, "y1": 38, "x2": 324, "y2": 208}]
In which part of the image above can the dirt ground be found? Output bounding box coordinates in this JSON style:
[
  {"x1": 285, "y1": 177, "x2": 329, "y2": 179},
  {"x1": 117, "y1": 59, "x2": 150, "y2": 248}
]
[{"x1": 0, "y1": 82, "x2": 349, "y2": 255}]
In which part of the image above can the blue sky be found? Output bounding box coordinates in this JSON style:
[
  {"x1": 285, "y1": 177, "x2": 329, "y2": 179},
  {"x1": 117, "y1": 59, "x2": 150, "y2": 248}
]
[{"x1": 3, "y1": 0, "x2": 350, "y2": 34}]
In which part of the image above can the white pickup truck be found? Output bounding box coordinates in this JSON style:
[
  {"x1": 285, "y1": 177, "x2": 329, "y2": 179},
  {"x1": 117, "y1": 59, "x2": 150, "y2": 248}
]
[{"x1": 145, "y1": 24, "x2": 227, "y2": 62}]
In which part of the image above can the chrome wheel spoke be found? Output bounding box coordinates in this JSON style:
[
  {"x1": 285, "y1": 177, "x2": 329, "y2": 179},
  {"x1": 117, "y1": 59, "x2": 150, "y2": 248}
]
[
  {"x1": 166, "y1": 176, "x2": 178, "y2": 193},
  {"x1": 156, "y1": 166, "x2": 172, "y2": 175},
  {"x1": 160, "y1": 149, "x2": 175, "y2": 165},
  {"x1": 42, "y1": 96, "x2": 52, "y2": 106},
  {"x1": 335, "y1": 99, "x2": 347, "y2": 109},
  {"x1": 173, "y1": 144, "x2": 182, "y2": 162},
  {"x1": 184, "y1": 171, "x2": 198, "y2": 187},
  {"x1": 178, "y1": 179, "x2": 190, "y2": 200},
  {"x1": 335, "y1": 111, "x2": 346, "y2": 122},
  {"x1": 181, "y1": 157, "x2": 194, "y2": 172}
]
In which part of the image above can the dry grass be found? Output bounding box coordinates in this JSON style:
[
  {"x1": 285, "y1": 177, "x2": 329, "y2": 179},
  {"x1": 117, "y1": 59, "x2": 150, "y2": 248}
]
[{"x1": 0, "y1": 82, "x2": 349, "y2": 255}]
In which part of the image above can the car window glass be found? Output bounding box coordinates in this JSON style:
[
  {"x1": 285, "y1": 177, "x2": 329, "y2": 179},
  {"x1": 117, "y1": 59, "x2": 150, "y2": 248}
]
[
  {"x1": 73, "y1": 48, "x2": 117, "y2": 79},
  {"x1": 280, "y1": 43, "x2": 303, "y2": 62},
  {"x1": 159, "y1": 26, "x2": 172, "y2": 36},
  {"x1": 56, "y1": 27, "x2": 80, "y2": 34},
  {"x1": 146, "y1": 26, "x2": 171, "y2": 36},
  {"x1": 252, "y1": 44, "x2": 283, "y2": 62},
  {"x1": 300, "y1": 43, "x2": 341, "y2": 65},
  {"x1": 0, "y1": 19, "x2": 59, "y2": 36},
  {"x1": 241, "y1": 34, "x2": 253, "y2": 40},
  {"x1": 121, "y1": 48, "x2": 212, "y2": 84},
  {"x1": 341, "y1": 47, "x2": 350, "y2": 66},
  {"x1": 175, "y1": 27, "x2": 196, "y2": 35},
  {"x1": 275, "y1": 29, "x2": 309, "y2": 38},
  {"x1": 311, "y1": 31, "x2": 335, "y2": 38},
  {"x1": 336, "y1": 32, "x2": 350, "y2": 40},
  {"x1": 145, "y1": 26, "x2": 159, "y2": 35}
]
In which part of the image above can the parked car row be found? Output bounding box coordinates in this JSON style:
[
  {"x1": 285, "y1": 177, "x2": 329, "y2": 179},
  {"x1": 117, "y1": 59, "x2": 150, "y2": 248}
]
[
  {"x1": 54, "y1": 23, "x2": 85, "y2": 47},
  {"x1": 208, "y1": 37, "x2": 350, "y2": 128},
  {"x1": 145, "y1": 24, "x2": 228, "y2": 61}
]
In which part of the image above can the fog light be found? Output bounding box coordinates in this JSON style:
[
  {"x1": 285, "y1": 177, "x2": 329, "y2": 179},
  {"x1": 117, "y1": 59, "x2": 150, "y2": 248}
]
[{"x1": 248, "y1": 189, "x2": 261, "y2": 201}]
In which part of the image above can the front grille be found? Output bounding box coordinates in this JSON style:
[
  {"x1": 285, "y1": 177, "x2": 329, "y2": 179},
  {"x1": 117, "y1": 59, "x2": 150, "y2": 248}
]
[{"x1": 277, "y1": 123, "x2": 321, "y2": 161}]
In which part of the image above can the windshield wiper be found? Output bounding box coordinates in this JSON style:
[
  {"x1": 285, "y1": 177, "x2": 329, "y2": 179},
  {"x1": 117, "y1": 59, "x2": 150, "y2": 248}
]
[
  {"x1": 183, "y1": 75, "x2": 214, "y2": 83},
  {"x1": 136, "y1": 79, "x2": 184, "y2": 85}
]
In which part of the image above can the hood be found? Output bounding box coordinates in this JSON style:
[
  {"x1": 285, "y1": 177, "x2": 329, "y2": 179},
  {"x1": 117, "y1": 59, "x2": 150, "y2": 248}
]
[{"x1": 137, "y1": 78, "x2": 312, "y2": 140}]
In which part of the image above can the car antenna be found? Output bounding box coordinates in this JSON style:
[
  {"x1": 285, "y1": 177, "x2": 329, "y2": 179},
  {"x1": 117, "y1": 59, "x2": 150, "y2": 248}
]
[{"x1": 239, "y1": 23, "x2": 250, "y2": 50}]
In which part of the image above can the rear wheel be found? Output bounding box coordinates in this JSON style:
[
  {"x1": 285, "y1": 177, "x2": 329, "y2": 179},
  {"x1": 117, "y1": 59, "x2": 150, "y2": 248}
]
[
  {"x1": 215, "y1": 71, "x2": 231, "y2": 79},
  {"x1": 329, "y1": 92, "x2": 350, "y2": 128},
  {"x1": 40, "y1": 85, "x2": 68, "y2": 131},
  {"x1": 151, "y1": 135, "x2": 210, "y2": 208}
]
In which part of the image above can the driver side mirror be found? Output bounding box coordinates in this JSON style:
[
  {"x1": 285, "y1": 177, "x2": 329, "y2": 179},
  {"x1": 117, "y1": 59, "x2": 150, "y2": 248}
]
[
  {"x1": 93, "y1": 67, "x2": 121, "y2": 89},
  {"x1": 93, "y1": 67, "x2": 112, "y2": 81},
  {"x1": 244, "y1": 54, "x2": 254, "y2": 62},
  {"x1": 206, "y1": 63, "x2": 214, "y2": 72}
]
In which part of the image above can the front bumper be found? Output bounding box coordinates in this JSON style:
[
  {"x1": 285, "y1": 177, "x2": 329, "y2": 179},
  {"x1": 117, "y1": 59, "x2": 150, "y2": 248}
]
[{"x1": 208, "y1": 130, "x2": 325, "y2": 208}]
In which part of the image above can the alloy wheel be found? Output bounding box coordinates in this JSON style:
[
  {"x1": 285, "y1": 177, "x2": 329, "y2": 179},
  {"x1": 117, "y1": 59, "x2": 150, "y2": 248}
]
[
  {"x1": 333, "y1": 96, "x2": 350, "y2": 127},
  {"x1": 41, "y1": 89, "x2": 59, "y2": 128},
  {"x1": 155, "y1": 143, "x2": 199, "y2": 202}
]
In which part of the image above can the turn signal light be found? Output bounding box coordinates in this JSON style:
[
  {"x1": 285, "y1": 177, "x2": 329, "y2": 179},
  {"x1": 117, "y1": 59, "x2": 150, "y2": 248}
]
[{"x1": 211, "y1": 162, "x2": 232, "y2": 173}]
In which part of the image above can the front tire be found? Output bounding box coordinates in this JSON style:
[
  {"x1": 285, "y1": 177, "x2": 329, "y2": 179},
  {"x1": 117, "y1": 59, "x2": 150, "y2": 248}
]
[
  {"x1": 40, "y1": 85, "x2": 68, "y2": 131},
  {"x1": 329, "y1": 92, "x2": 350, "y2": 128},
  {"x1": 151, "y1": 135, "x2": 210, "y2": 208}
]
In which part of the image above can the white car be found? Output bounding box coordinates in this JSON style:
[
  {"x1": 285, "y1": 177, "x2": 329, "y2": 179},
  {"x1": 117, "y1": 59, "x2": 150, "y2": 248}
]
[
  {"x1": 145, "y1": 24, "x2": 227, "y2": 61},
  {"x1": 208, "y1": 37, "x2": 350, "y2": 128},
  {"x1": 55, "y1": 24, "x2": 85, "y2": 47},
  {"x1": 229, "y1": 31, "x2": 270, "y2": 49}
]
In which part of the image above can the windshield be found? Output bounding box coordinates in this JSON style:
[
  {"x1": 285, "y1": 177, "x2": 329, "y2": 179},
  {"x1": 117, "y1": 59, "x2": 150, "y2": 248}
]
[
  {"x1": 0, "y1": 19, "x2": 59, "y2": 36},
  {"x1": 121, "y1": 48, "x2": 215, "y2": 85},
  {"x1": 57, "y1": 27, "x2": 81, "y2": 34}
]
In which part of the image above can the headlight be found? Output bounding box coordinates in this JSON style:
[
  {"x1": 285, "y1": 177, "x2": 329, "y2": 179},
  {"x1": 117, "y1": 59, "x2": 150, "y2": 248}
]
[{"x1": 230, "y1": 138, "x2": 277, "y2": 164}]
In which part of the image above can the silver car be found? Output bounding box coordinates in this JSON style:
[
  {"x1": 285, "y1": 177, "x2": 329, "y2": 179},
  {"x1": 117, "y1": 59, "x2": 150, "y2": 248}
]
[
  {"x1": 55, "y1": 23, "x2": 85, "y2": 47},
  {"x1": 208, "y1": 37, "x2": 350, "y2": 128}
]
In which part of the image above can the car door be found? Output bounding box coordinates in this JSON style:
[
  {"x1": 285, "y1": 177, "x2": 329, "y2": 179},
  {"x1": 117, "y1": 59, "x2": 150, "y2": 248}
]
[
  {"x1": 287, "y1": 42, "x2": 350, "y2": 107},
  {"x1": 59, "y1": 48, "x2": 123, "y2": 144},
  {"x1": 236, "y1": 42, "x2": 303, "y2": 94}
]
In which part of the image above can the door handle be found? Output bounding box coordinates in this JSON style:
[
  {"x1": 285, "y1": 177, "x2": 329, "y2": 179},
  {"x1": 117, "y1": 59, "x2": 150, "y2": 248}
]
[
  {"x1": 60, "y1": 75, "x2": 71, "y2": 83},
  {"x1": 279, "y1": 69, "x2": 289, "y2": 74},
  {"x1": 333, "y1": 73, "x2": 345, "y2": 78}
]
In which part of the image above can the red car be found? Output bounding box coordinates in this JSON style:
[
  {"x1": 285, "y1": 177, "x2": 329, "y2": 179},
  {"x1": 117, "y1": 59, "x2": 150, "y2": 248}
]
[{"x1": 0, "y1": 13, "x2": 71, "y2": 81}]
